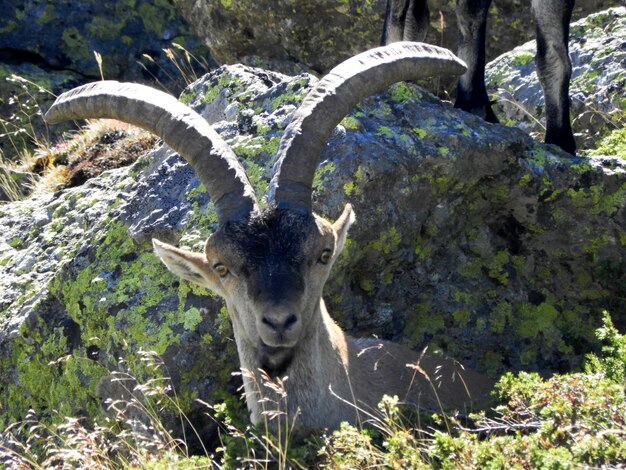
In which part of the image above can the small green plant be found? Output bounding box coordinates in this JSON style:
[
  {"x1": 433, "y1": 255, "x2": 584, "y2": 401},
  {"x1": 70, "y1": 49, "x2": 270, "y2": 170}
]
[
  {"x1": 206, "y1": 369, "x2": 318, "y2": 469},
  {"x1": 427, "y1": 312, "x2": 626, "y2": 468},
  {"x1": 588, "y1": 126, "x2": 626, "y2": 159},
  {"x1": 585, "y1": 310, "x2": 626, "y2": 383},
  {"x1": 323, "y1": 314, "x2": 626, "y2": 468}
]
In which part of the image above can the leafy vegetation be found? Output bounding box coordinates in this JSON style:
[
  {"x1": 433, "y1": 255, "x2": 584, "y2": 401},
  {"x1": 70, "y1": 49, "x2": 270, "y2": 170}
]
[
  {"x1": 2, "y1": 312, "x2": 625, "y2": 468},
  {"x1": 1, "y1": 17, "x2": 625, "y2": 467},
  {"x1": 319, "y1": 314, "x2": 626, "y2": 468},
  {"x1": 588, "y1": 126, "x2": 626, "y2": 159}
]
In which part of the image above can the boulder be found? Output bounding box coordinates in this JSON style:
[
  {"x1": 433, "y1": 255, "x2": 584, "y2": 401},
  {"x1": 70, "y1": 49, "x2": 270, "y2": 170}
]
[
  {"x1": 0, "y1": 0, "x2": 213, "y2": 162},
  {"x1": 0, "y1": 52, "x2": 624, "y2": 438},
  {"x1": 174, "y1": 0, "x2": 623, "y2": 75},
  {"x1": 173, "y1": 0, "x2": 387, "y2": 74},
  {"x1": 1, "y1": 0, "x2": 209, "y2": 83}
]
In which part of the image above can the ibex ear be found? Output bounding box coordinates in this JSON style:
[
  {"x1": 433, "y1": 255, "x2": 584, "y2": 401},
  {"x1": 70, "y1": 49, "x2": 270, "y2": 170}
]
[
  {"x1": 152, "y1": 239, "x2": 219, "y2": 291},
  {"x1": 332, "y1": 203, "x2": 355, "y2": 258}
]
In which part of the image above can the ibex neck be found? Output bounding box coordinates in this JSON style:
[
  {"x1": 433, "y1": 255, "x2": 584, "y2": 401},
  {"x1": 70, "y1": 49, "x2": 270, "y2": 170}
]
[{"x1": 232, "y1": 299, "x2": 357, "y2": 428}]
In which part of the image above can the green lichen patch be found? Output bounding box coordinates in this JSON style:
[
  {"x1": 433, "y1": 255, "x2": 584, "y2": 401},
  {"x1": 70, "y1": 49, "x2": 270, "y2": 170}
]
[
  {"x1": 402, "y1": 301, "x2": 444, "y2": 347},
  {"x1": 389, "y1": 82, "x2": 423, "y2": 104},
  {"x1": 589, "y1": 127, "x2": 626, "y2": 158},
  {"x1": 60, "y1": 27, "x2": 92, "y2": 69},
  {"x1": 269, "y1": 79, "x2": 310, "y2": 111},
  {"x1": 313, "y1": 161, "x2": 336, "y2": 191},
  {"x1": 0, "y1": 213, "x2": 231, "y2": 429},
  {"x1": 566, "y1": 183, "x2": 626, "y2": 216},
  {"x1": 339, "y1": 115, "x2": 361, "y2": 131},
  {"x1": 52, "y1": 220, "x2": 186, "y2": 348},
  {"x1": 232, "y1": 135, "x2": 280, "y2": 160},
  {"x1": 369, "y1": 227, "x2": 402, "y2": 254},
  {"x1": 513, "y1": 51, "x2": 534, "y2": 66}
]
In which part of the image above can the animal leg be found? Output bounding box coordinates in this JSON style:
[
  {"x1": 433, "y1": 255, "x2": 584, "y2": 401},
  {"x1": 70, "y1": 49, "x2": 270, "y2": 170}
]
[
  {"x1": 454, "y1": 0, "x2": 498, "y2": 123},
  {"x1": 381, "y1": 0, "x2": 430, "y2": 44},
  {"x1": 532, "y1": 0, "x2": 576, "y2": 154}
]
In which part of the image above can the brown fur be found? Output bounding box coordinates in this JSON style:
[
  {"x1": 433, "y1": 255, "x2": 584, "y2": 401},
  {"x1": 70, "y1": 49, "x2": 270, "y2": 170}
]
[{"x1": 153, "y1": 204, "x2": 493, "y2": 429}]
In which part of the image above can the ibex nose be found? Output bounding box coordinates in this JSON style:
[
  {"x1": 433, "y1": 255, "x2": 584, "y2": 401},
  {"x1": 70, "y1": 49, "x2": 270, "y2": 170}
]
[{"x1": 262, "y1": 314, "x2": 298, "y2": 334}]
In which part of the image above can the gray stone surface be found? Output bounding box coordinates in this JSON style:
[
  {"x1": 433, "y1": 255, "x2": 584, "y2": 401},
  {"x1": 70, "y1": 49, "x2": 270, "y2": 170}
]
[
  {"x1": 0, "y1": 33, "x2": 624, "y2": 436},
  {"x1": 0, "y1": 0, "x2": 213, "y2": 162},
  {"x1": 174, "y1": 0, "x2": 623, "y2": 75},
  {"x1": 0, "y1": 0, "x2": 209, "y2": 83}
]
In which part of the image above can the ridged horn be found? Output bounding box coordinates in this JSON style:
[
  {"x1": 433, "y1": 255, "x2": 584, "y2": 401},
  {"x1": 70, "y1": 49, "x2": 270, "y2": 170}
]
[
  {"x1": 268, "y1": 42, "x2": 467, "y2": 213},
  {"x1": 45, "y1": 81, "x2": 258, "y2": 224}
]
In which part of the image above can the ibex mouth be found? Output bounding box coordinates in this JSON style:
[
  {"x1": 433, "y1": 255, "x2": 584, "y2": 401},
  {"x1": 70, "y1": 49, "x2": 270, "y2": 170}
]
[{"x1": 258, "y1": 341, "x2": 294, "y2": 377}]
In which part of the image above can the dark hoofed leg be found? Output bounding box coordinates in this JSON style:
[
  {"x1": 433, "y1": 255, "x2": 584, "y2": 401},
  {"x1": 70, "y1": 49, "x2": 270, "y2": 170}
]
[
  {"x1": 454, "y1": 0, "x2": 498, "y2": 123},
  {"x1": 532, "y1": 0, "x2": 576, "y2": 155},
  {"x1": 381, "y1": 0, "x2": 430, "y2": 45}
]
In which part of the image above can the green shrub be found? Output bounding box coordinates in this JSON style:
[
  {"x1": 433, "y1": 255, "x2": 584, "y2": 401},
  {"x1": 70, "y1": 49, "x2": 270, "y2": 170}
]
[{"x1": 585, "y1": 310, "x2": 626, "y2": 382}]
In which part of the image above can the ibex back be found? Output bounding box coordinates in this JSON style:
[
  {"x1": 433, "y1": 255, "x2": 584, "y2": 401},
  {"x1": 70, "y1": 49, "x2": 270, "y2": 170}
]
[{"x1": 46, "y1": 42, "x2": 494, "y2": 429}]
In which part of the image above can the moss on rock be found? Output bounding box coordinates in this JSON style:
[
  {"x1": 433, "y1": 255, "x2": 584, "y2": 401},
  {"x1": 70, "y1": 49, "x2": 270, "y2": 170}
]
[{"x1": 1, "y1": 51, "x2": 625, "y2": 440}]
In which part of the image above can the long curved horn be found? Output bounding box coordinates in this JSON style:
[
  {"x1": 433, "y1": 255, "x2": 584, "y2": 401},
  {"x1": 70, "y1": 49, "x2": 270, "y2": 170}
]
[
  {"x1": 268, "y1": 42, "x2": 467, "y2": 213},
  {"x1": 45, "y1": 81, "x2": 258, "y2": 224}
]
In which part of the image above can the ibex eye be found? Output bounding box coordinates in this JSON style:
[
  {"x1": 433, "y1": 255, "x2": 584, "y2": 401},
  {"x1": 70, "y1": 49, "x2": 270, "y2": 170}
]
[
  {"x1": 318, "y1": 249, "x2": 332, "y2": 265},
  {"x1": 213, "y1": 263, "x2": 229, "y2": 278}
]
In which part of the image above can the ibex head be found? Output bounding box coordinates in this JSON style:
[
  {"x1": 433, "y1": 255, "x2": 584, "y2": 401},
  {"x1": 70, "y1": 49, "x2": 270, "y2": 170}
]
[
  {"x1": 153, "y1": 206, "x2": 354, "y2": 373},
  {"x1": 46, "y1": 43, "x2": 465, "y2": 378}
]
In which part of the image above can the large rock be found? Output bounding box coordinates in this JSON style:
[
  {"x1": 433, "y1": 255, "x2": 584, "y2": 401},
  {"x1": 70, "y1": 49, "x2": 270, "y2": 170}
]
[
  {"x1": 486, "y1": 7, "x2": 626, "y2": 151},
  {"x1": 1, "y1": 62, "x2": 624, "y2": 438},
  {"x1": 1, "y1": 0, "x2": 209, "y2": 83},
  {"x1": 173, "y1": 0, "x2": 387, "y2": 74},
  {"x1": 174, "y1": 0, "x2": 623, "y2": 75},
  {"x1": 0, "y1": 0, "x2": 213, "y2": 162}
]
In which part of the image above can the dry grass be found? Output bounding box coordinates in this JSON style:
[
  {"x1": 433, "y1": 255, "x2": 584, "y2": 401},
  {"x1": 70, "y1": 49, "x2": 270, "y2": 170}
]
[
  {"x1": 2, "y1": 322, "x2": 625, "y2": 469},
  {"x1": 0, "y1": 351, "x2": 211, "y2": 469}
]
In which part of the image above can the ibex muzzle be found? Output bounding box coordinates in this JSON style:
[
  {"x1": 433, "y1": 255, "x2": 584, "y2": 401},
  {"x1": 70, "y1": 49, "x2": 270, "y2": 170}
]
[{"x1": 46, "y1": 42, "x2": 494, "y2": 429}]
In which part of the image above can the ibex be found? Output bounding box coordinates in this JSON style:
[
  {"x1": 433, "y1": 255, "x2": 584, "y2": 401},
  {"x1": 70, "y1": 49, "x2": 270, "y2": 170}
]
[
  {"x1": 382, "y1": 0, "x2": 577, "y2": 155},
  {"x1": 46, "y1": 42, "x2": 493, "y2": 430}
]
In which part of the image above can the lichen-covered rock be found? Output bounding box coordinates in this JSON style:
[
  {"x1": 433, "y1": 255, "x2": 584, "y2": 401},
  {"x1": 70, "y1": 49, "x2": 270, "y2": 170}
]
[
  {"x1": 0, "y1": 147, "x2": 235, "y2": 440},
  {"x1": 1, "y1": 60, "x2": 624, "y2": 438},
  {"x1": 423, "y1": 0, "x2": 623, "y2": 75},
  {"x1": 173, "y1": 0, "x2": 387, "y2": 74},
  {"x1": 1, "y1": 0, "x2": 208, "y2": 83},
  {"x1": 0, "y1": 0, "x2": 213, "y2": 161},
  {"x1": 174, "y1": 0, "x2": 622, "y2": 75},
  {"x1": 486, "y1": 7, "x2": 626, "y2": 151}
]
